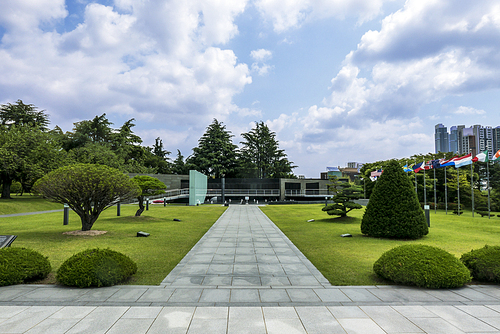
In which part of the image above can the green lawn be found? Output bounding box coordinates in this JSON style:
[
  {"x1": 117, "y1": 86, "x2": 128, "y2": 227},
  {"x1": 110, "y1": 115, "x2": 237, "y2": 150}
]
[
  {"x1": 3, "y1": 196, "x2": 500, "y2": 286},
  {"x1": 1, "y1": 197, "x2": 226, "y2": 285},
  {"x1": 261, "y1": 204, "x2": 500, "y2": 285},
  {"x1": 0, "y1": 195, "x2": 63, "y2": 215}
]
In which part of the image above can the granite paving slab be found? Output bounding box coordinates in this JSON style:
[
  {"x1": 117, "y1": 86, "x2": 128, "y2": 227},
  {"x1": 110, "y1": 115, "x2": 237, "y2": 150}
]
[{"x1": 161, "y1": 205, "x2": 330, "y2": 288}]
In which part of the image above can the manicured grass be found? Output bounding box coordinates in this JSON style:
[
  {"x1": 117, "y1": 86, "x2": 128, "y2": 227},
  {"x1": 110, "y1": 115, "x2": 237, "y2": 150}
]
[
  {"x1": 0, "y1": 195, "x2": 63, "y2": 215},
  {"x1": 261, "y1": 204, "x2": 500, "y2": 286},
  {"x1": 1, "y1": 203, "x2": 226, "y2": 285}
]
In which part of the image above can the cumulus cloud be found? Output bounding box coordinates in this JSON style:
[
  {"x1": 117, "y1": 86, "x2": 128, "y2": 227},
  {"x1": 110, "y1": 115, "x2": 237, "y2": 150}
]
[
  {"x1": 250, "y1": 48, "x2": 273, "y2": 76},
  {"x1": 254, "y1": 0, "x2": 389, "y2": 33},
  {"x1": 298, "y1": 0, "x2": 500, "y2": 157},
  {"x1": 0, "y1": 0, "x2": 251, "y2": 134},
  {"x1": 262, "y1": 0, "x2": 500, "y2": 176},
  {"x1": 454, "y1": 106, "x2": 486, "y2": 115}
]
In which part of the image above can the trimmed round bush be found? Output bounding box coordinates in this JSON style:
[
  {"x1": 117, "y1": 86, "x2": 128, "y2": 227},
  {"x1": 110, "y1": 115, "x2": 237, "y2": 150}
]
[
  {"x1": 461, "y1": 245, "x2": 500, "y2": 283},
  {"x1": 0, "y1": 248, "x2": 51, "y2": 286},
  {"x1": 373, "y1": 244, "x2": 471, "y2": 288},
  {"x1": 57, "y1": 248, "x2": 137, "y2": 288}
]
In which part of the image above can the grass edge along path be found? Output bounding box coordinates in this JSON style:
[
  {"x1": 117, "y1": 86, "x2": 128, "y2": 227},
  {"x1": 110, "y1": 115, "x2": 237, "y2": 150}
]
[
  {"x1": 0, "y1": 195, "x2": 63, "y2": 215},
  {"x1": 0, "y1": 202, "x2": 226, "y2": 285},
  {"x1": 260, "y1": 204, "x2": 500, "y2": 286}
]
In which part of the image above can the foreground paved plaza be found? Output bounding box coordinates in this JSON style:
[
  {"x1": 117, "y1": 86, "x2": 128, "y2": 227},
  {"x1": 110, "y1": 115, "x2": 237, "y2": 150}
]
[{"x1": 2, "y1": 205, "x2": 500, "y2": 333}]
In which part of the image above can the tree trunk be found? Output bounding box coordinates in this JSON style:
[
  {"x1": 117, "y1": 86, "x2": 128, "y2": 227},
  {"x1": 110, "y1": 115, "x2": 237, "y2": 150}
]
[
  {"x1": 81, "y1": 217, "x2": 93, "y2": 231},
  {"x1": 135, "y1": 196, "x2": 144, "y2": 216},
  {"x1": 1, "y1": 177, "x2": 12, "y2": 199},
  {"x1": 80, "y1": 213, "x2": 98, "y2": 231}
]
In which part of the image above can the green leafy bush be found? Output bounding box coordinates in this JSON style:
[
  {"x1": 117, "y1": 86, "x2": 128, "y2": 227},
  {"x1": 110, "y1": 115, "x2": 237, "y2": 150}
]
[
  {"x1": 361, "y1": 160, "x2": 428, "y2": 239},
  {"x1": 0, "y1": 248, "x2": 51, "y2": 286},
  {"x1": 373, "y1": 244, "x2": 471, "y2": 288},
  {"x1": 461, "y1": 245, "x2": 500, "y2": 283},
  {"x1": 57, "y1": 248, "x2": 137, "y2": 288}
]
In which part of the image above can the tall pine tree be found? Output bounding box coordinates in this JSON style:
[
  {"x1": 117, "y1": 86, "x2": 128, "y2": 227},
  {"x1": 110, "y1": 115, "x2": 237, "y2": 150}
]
[
  {"x1": 239, "y1": 121, "x2": 295, "y2": 178},
  {"x1": 187, "y1": 119, "x2": 239, "y2": 178}
]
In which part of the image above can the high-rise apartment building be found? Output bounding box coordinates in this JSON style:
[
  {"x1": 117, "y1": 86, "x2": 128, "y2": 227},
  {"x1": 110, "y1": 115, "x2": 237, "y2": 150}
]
[
  {"x1": 434, "y1": 124, "x2": 449, "y2": 153},
  {"x1": 493, "y1": 126, "x2": 500, "y2": 155},
  {"x1": 435, "y1": 124, "x2": 498, "y2": 159}
]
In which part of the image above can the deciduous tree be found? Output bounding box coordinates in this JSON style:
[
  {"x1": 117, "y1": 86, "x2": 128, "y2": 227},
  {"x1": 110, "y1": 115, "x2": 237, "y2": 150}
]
[
  {"x1": 0, "y1": 125, "x2": 66, "y2": 198},
  {"x1": 33, "y1": 164, "x2": 140, "y2": 231}
]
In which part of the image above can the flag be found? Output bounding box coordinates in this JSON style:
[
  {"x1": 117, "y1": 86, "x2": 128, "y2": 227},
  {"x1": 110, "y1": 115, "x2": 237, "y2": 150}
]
[
  {"x1": 472, "y1": 150, "x2": 488, "y2": 163},
  {"x1": 440, "y1": 156, "x2": 458, "y2": 167},
  {"x1": 413, "y1": 162, "x2": 424, "y2": 173},
  {"x1": 431, "y1": 159, "x2": 441, "y2": 169},
  {"x1": 454, "y1": 153, "x2": 473, "y2": 168},
  {"x1": 370, "y1": 169, "x2": 383, "y2": 177},
  {"x1": 493, "y1": 149, "x2": 500, "y2": 161},
  {"x1": 403, "y1": 164, "x2": 413, "y2": 172},
  {"x1": 423, "y1": 160, "x2": 433, "y2": 170}
]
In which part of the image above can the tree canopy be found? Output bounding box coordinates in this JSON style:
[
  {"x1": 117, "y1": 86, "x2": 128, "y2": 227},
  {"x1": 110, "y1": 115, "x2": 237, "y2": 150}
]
[
  {"x1": 0, "y1": 100, "x2": 49, "y2": 130},
  {"x1": 131, "y1": 175, "x2": 167, "y2": 216},
  {"x1": 322, "y1": 176, "x2": 363, "y2": 217},
  {"x1": 0, "y1": 125, "x2": 67, "y2": 198},
  {"x1": 33, "y1": 164, "x2": 140, "y2": 231},
  {"x1": 1, "y1": 101, "x2": 300, "y2": 199},
  {"x1": 239, "y1": 121, "x2": 296, "y2": 178},
  {"x1": 187, "y1": 119, "x2": 239, "y2": 178}
]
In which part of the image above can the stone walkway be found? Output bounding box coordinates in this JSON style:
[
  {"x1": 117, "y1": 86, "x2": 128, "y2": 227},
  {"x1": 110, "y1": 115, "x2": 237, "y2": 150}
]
[{"x1": 2, "y1": 205, "x2": 500, "y2": 333}]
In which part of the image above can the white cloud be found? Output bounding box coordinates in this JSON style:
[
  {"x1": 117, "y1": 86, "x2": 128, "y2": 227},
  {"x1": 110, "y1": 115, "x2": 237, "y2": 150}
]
[
  {"x1": 290, "y1": 0, "x2": 500, "y2": 172},
  {"x1": 454, "y1": 106, "x2": 486, "y2": 115},
  {"x1": 254, "y1": 0, "x2": 389, "y2": 33},
  {"x1": 266, "y1": 112, "x2": 297, "y2": 133},
  {"x1": 250, "y1": 48, "x2": 273, "y2": 61},
  {"x1": 250, "y1": 48, "x2": 273, "y2": 76},
  {"x1": 0, "y1": 0, "x2": 67, "y2": 32},
  {"x1": 0, "y1": 0, "x2": 252, "y2": 132},
  {"x1": 299, "y1": 0, "x2": 500, "y2": 149}
]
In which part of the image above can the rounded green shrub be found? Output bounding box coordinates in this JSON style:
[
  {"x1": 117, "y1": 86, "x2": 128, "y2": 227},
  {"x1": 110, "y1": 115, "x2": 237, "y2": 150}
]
[
  {"x1": 373, "y1": 244, "x2": 471, "y2": 288},
  {"x1": 0, "y1": 248, "x2": 51, "y2": 286},
  {"x1": 361, "y1": 160, "x2": 428, "y2": 239},
  {"x1": 57, "y1": 248, "x2": 137, "y2": 288},
  {"x1": 461, "y1": 245, "x2": 500, "y2": 283}
]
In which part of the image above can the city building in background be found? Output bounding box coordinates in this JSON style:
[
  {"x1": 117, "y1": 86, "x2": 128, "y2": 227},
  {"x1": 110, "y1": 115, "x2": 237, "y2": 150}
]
[{"x1": 435, "y1": 123, "x2": 500, "y2": 159}]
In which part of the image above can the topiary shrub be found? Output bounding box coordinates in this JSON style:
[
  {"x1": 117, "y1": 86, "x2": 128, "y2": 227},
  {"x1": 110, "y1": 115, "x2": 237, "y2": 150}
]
[
  {"x1": 461, "y1": 245, "x2": 500, "y2": 283},
  {"x1": 361, "y1": 160, "x2": 428, "y2": 239},
  {"x1": 373, "y1": 244, "x2": 471, "y2": 288},
  {"x1": 0, "y1": 248, "x2": 51, "y2": 286},
  {"x1": 57, "y1": 248, "x2": 137, "y2": 288}
]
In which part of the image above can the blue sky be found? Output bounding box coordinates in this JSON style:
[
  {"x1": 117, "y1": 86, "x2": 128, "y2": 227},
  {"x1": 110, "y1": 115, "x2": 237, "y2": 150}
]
[{"x1": 1, "y1": 0, "x2": 500, "y2": 177}]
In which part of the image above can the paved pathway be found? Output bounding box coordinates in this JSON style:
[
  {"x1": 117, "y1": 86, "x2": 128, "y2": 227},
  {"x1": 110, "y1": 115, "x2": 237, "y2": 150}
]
[{"x1": 2, "y1": 205, "x2": 500, "y2": 333}]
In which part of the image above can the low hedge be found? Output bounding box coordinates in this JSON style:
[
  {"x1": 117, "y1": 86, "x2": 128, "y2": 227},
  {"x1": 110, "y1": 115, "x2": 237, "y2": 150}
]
[
  {"x1": 57, "y1": 248, "x2": 137, "y2": 288},
  {"x1": 373, "y1": 244, "x2": 471, "y2": 288},
  {"x1": 461, "y1": 245, "x2": 500, "y2": 283},
  {"x1": 0, "y1": 247, "x2": 51, "y2": 286}
]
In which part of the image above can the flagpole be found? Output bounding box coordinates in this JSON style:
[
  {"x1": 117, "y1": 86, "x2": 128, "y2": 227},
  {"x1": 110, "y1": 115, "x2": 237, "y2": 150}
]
[
  {"x1": 444, "y1": 155, "x2": 448, "y2": 215},
  {"x1": 471, "y1": 149, "x2": 474, "y2": 218},
  {"x1": 414, "y1": 160, "x2": 417, "y2": 195},
  {"x1": 423, "y1": 160, "x2": 427, "y2": 206},
  {"x1": 433, "y1": 161, "x2": 437, "y2": 214},
  {"x1": 488, "y1": 159, "x2": 491, "y2": 219},
  {"x1": 457, "y1": 152, "x2": 460, "y2": 215}
]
